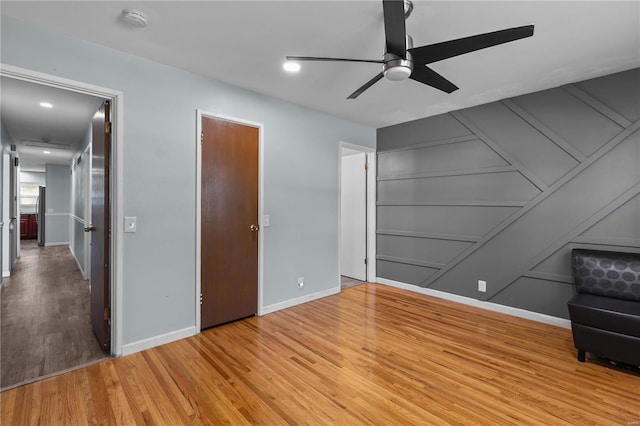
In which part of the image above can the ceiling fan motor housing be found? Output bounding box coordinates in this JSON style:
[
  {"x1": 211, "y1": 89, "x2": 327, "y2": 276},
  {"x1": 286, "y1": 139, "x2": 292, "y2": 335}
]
[
  {"x1": 383, "y1": 59, "x2": 413, "y2": 81},
  {"x1": 383, "y1": 34, "x2": 414, "y2": 81}
]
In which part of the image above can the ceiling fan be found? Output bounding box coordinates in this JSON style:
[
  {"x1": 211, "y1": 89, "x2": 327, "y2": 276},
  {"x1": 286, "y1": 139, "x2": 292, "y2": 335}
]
[{"x1": 286, "y1": 0, "x2": 534, "y2": 99}]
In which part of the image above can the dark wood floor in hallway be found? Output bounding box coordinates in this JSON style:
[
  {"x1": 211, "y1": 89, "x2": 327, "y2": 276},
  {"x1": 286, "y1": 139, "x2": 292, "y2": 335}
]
[{"x1": 0, "y1": 240, "x2": 106, "y2": 390}]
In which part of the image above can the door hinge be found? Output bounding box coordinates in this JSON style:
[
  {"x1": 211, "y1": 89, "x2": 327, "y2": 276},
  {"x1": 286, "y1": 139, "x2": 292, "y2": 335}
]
[
  {"x1": 200, "y1": 292, "x2": 203, "y2": 305},
  {"x1": 364, "y1": 162, "x2": 368, "y2": 171},
  {"x1": 201, "y1": 132, "x2": 204, "y2": 145},
  {"x1": 104, "y1": 307, "x2": 111, "y2": 321},
  {"x1": 105, "y1": 122, "x2": 112, "y2": 134},
  {"x1": 365, "y1": 258, "x2": 368, "y2": 265}
]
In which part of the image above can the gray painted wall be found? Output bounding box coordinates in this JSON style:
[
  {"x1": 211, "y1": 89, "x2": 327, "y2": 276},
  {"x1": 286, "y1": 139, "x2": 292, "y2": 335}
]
[
  {"x1": 377, "y1": 68, "x2": 640, "y2": 319},
  {"x1": 45, "y1": 164, "x2": 70, "y2": 244},
  {"x1": 1, "y1": 17, "x2": 375, "y2": 345}
]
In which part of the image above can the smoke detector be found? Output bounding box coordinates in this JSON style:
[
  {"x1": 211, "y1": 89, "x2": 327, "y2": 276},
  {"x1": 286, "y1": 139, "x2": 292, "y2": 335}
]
[{"x1": 121, "y1": 9, "x2": 148, "y2": 28}]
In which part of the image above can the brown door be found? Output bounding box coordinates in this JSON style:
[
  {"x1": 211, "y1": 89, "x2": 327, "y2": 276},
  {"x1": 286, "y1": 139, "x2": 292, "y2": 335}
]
[
  {"x1": 89, "y1": 100, "x2": 111, "y2": 351},
  {"x1": 201, "y1": 116, "x2": 259, "y2": 329}
]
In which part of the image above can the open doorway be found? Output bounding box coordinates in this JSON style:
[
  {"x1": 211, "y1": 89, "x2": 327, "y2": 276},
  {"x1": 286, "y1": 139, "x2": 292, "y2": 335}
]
[
  {"x1": 0, "y1": 66, "x2": 122, "y2": 389},
  {"x1": 339, "y1": 142, "x2": 376, "y2": 290}
]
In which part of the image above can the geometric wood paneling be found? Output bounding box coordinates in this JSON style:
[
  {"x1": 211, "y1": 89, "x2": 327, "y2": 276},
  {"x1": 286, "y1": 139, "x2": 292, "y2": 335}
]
[
  {"x1": 377, "y1": 112, "x2": 473, "y2": 150},
  {"x1": 377, "y1": 234, "x2": 473, "y2": 266},
  {"x1": 579, "y1": 194, "x2": 640, "y2": 240},
  {"x1": 458, "y1": 102, "x2": 579, "y2": 186},
  {"x1": 378, "y1": 139, "x2": 508, "y2": 178},
  {"x1": 574, "y1": 68, "x2": 640, "y2": 123},
  {"x1": 377, "y1": 205, "x2": 519, "y2": 238},
  {"x1": 378, "y1": 172, "x2": 540, "y2": 205},
  {"x1": 489, "y1": 277, "x2": 577, "y2": 318},
  {"x1": 511, "y1": 88, "x2": 623, "y2": 157},
  {"x1": 376, "y1": 68, "x2": 640, "y2": 319},
  {"x1": 376, "y1": 260, "x2": 438, "y2": 286}
]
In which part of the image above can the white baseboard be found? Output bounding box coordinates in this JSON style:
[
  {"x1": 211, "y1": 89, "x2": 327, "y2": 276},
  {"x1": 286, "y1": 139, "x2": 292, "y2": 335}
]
[
  {"x1": 376, "y1": 277, "x2": 571, "y2": 329},
  {"x1": 45, "y1": 242, "x2": 70, "y2": 247},
  {"x1": 261, "y1": 286, "x2": 341, "y2": 316},
  {"x1": 122, "y1": 326, "x2": 197, "y2": 356},
  {"x1": 2, "y1": 270, "x2": 9, "y2": 278},
  {"x1": 69, "y1": 245, "x2": 86, "y2": 279}
]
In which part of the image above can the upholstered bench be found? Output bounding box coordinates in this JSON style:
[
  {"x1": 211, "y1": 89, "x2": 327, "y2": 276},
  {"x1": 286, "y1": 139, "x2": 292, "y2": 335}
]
[{"x1": 567, "y1": 249, "x2": 640, "y2": 366}]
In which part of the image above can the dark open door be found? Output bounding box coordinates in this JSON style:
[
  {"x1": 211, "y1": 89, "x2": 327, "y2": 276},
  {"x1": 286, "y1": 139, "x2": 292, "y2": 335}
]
[
  {"x1": 201, "y1": 116, "x2": 259, "y2": 329},
  {"x1": 89, "y1": 100, "x2": 111, "y2": 351}
]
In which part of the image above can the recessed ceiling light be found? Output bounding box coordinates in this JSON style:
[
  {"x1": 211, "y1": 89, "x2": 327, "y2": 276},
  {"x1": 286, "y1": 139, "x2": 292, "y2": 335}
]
[
  {"x1": 39, "y1": 102, "x2": 53, "y2": 108},
  {"x1": 43, "y1": 151, "x2": 51, "y2": 154},
  {"x1": 283, "y1": 62, "x2": 301, "y2": 73}
]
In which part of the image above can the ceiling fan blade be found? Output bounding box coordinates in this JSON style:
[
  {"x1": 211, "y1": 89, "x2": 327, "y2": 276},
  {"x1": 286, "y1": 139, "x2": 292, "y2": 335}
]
[
  {"x1": 347, "y1": 72, "x2": 385, "y2": 99},
  {"x1": 409, "y1": 25, "x2": 534, "y2": 64},
  {"x1": 382, "y1": 0, "x2": 407, "y2": 58},
  {"x1": 409, "y1": 65, "x2": 459, "y2": 94},
  {"x1": 286, "y1": 56, "x2": 383, "y2": 64}
]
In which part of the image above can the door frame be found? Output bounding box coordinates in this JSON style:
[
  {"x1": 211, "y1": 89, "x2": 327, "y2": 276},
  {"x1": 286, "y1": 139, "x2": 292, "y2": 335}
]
[
  {"x1": 338, "y1": 142, "x2": 376, "y2": 284},
  {"x1": 195, "y1": 110, "x2": 265, "y2": 332},
  {"x1": 0, "y1": 63, "x2": 124, "y2": 356}
]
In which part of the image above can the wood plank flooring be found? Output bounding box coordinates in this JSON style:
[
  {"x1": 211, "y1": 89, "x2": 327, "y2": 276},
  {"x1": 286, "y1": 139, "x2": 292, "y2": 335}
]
[
  {"x1": 0, "y1": 240, "x2": 106, "y2": 390},
  {"x1": 2, "y1": 283, "x2": 639, "y2": 424},
  {"x1": 340, "y1": 275, "x2": 365, "y2": 289}
]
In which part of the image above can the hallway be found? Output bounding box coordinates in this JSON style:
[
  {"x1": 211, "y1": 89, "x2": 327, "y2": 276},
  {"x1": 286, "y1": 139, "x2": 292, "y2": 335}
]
[{"x1": 0, "y1": 240, "x2": 106, "y2": 390}]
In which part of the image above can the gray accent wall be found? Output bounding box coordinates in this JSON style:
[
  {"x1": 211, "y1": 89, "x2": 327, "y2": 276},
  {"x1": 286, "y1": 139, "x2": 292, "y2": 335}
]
[
  {"x1": 1, "y1": 17, "x2": 375, "y2": 345},
  {"x1": 377, "y1": 68, "x2": 640, "y2": 319},
  {"x1": 44, "y1": 164, "x2": 70, "y2": 245}
]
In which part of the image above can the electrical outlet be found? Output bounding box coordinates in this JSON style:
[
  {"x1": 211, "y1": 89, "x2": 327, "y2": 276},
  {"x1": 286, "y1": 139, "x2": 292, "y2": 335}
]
[
  {"x1": 297, "y1": 276, "x2": 304, "y2": 288},
  {"x1": 478, "y1": 280, "x2": 487, "y2": 292}
]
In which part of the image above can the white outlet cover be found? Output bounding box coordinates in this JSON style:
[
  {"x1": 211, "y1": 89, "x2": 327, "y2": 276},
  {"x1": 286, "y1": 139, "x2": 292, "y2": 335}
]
[
  {"x1": 478, "y1": 280, "x2": 487, "y2": 292},
  {"x1": 124, "y1": 216, "x2": 137, "y2": 233}
]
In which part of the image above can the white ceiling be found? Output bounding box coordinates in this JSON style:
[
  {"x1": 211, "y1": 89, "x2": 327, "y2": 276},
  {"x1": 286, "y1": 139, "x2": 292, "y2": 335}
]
[
  {"x1": 0, "y1": 77, "x2": 103, "y2": 172},
  {"x1": 2, "y1": 1, "x2": 639, "y2": 129}
]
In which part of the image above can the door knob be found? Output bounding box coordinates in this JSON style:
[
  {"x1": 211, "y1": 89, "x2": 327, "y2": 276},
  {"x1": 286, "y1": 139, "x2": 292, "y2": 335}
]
[
  {"x1": 84, "y1": 226, "x2": 96, "y2": 232},
  {"x1": 250, "y1": 224, "x2": 260, "y2": 232}
]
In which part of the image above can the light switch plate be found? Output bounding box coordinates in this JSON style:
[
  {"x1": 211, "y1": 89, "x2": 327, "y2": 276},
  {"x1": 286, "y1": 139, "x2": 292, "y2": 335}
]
[
  {"x1": 263, "y1": 215, "x2": 270, "y2": 227},
  {"x1": 124, "y1": 216, "x2": 137, "y2": 233}
]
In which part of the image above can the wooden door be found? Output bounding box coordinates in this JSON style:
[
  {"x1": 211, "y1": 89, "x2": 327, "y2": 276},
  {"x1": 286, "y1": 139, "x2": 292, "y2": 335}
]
[
  {"x1": 201, "y1": 116, "x2": 259, "y2": 329},
  {"x1": 9, "y1": 154, "x2": 17, "y2": 271},
  {"x1": 89, "y1": 100, "x2": 111, "y2": 351}
]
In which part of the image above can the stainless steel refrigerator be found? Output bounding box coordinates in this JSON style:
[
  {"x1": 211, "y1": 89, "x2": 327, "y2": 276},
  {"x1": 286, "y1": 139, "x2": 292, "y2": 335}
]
[{"x1": 36, "y1": 186, "x2": 45, "y2": 246}]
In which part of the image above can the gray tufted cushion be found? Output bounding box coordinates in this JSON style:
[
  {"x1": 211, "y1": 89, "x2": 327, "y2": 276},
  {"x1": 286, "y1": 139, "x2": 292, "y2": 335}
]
[{"x1": 572, "y1": 249, "x2": 640, "y2": 302}]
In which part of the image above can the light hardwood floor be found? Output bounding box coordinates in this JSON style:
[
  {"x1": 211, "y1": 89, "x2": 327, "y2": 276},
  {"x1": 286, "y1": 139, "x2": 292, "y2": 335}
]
[
  {"x1": 340, "y1": 275, "x2": 365, "y2": 289},
  {"x1": 0, "y1": 240, "x2": 106, "y2": 390},
  {"x1": 2, "y1": 283, "x2": 639, "y2": 424}
]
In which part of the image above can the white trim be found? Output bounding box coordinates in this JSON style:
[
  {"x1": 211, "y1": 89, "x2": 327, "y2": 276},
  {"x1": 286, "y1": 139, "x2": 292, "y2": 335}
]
[
  {"x1": 121, "y1": 326, "x2": 196, "y2": 356},
  {"x1": 338, "y1": 142, "x2": 377, "y2": 285},
  {"x1": 69, "y1": 242, "x2": 85, "y2": 278},
  {"x1": 2, "y1": 271, "x2": 9, "y2": 278},
  {"x1": 44, "y1": 212, "x2": 70, "y2": 217},
  {"x1": 261, "y1": 286, "x2": 341, "y2": 316},
  {"x1": 376, "y1": 277, "x2": 572, "y2": 329},
  {"x1": 195, "y1": 110, "x2": 265, "y2": 333},
  {"x1": 45, "y1": 242, "x2": 70, "y2": 247},
  {"x1": 1, "y1": 63, "x2": 125, "y2": 357},
  {"x1": 70, "y1": 214, "x2": 85, "y2": 225}
]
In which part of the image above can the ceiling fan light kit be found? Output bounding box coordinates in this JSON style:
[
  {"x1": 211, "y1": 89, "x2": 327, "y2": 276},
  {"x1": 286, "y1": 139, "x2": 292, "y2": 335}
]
[{"x1": 285, "y1": 0, "x2": 534, "y2": 99}]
